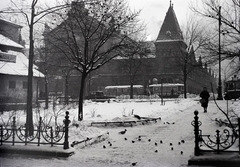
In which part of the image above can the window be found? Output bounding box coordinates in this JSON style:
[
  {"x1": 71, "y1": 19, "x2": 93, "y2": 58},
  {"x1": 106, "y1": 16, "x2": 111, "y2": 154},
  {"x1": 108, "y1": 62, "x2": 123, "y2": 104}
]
[
  {"x1": 23, "y1": 81, "x2": 27, "y2": 89},
  {"x1": 9, "y1": 80, "x2": 16, "y2": 89}
]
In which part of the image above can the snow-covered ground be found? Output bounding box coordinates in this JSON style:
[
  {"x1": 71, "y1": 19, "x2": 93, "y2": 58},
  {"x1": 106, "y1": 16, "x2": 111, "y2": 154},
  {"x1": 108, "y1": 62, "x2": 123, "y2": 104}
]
[{"x1": 0, "y1": 97, "x2": 239, "y2": 167}]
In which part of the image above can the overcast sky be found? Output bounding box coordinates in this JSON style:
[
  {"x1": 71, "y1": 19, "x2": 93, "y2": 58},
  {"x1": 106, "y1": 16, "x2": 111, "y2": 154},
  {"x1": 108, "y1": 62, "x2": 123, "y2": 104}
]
[
  {"x1": 128, "y1": 0, "x2": 195, "y2": 40},
  {"x1": 1, "y1": 0, "x2": 196, "y2": 40}
]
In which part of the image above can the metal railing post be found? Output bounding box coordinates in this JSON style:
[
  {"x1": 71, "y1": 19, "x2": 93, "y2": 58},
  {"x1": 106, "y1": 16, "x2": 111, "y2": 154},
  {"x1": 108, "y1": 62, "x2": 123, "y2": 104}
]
[
  {"x1": 51, "y1": 127, "x2": 53, "y2": 147},
  {"x1": 0, "y1": 125, "x2": 3, "y2": 145},
  {"x1": 216, "y1": 130, "x2": 220, "y2": 154},
  {"x1": 37, "y1": 117, "x2": 42, "y2": 146},
  {"x1": 63, "y1": 111, "x2": 70, "y2": 149},
  {"x1": 193, "y1": 110, "x2": 200, "y2": 156},
  {"x1": 12, "y1": 117, "x2": 16, "y2": 146},
  {"x1": 238, "y1": 118, "x2": 240, "y2": 155}
]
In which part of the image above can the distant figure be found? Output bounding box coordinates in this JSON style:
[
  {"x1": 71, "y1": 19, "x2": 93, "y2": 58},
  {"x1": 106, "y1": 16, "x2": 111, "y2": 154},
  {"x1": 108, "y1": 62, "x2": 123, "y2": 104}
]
[{"x1": 200, "y1": 87, "x2": 210, "y2": 113}]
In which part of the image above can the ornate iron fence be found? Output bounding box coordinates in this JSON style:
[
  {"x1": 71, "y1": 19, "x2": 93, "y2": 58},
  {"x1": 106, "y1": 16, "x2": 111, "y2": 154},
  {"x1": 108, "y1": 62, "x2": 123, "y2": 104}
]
[
  {"x1": 0, "y1": 111, "x2": 70, "y2": 149},
  {"x1": 191, "y1": 110, "x2": 240, "y2": 156}
]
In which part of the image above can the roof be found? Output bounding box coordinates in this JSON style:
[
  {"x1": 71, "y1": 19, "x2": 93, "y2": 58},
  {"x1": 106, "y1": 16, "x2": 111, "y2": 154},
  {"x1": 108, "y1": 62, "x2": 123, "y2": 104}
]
[
  {"x1": 0, "y1": 50, "x2": 44, "y2": 77},
  {"x1": 149, "y1": 83, "x2": 184, "y2": 87},
  {"x1": 0, "y1": 34, "x2": 24, "y2": 49},
  {"x1": 105, "y1": 85, "x2": 143, "y2": 89},
  {"x1": 156, "y1": 3, "x2": 183, "y2": 42},
  {"x1": 0, "y1": 17, "x2": 23, "y2": 28}
]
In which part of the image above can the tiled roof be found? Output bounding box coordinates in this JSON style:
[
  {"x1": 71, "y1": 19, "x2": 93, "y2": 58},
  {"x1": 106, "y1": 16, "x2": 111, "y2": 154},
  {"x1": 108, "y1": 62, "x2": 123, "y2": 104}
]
[{"x1": 156, "y1": 4, "x2": 183, "y2": 42}]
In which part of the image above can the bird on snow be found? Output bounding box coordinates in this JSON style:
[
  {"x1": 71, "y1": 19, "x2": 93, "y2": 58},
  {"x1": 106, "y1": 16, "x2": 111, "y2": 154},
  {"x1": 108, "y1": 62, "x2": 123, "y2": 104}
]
[
  {"x1": 171, "y1": 147, "x2": 174, "y2": 150},
  {"x1": 103, "y1": 145, "x2": 106, "y2": 149},
  {"x1": 160, "y1": 140, "x2": 163, "y2": 144},
  {"x1": 155, "y1": 150, "x2": 158, "y2": 153},
  {"x1": 134, "y1": 114, "x2": 141, "y2": 120},
  {"x1": 155, "y1": 142, "x2": 158, "y2": 146},
  {"x1": 148, "y1": 139, "x2": 151, "y2": 142},
  {"x1": 119, "y1": 129, "x2": 127, "y2": 134},
  {"x1": 180, "y1": 151, "x2": 183, "y2": 154},
  {"x1": 166, "y1": 122, "x2": 170, "y2": 124},
  {"x1": 138, "y1": 138, "x2": 141, "y2": 141},
  {"x1": 178, "y1": 142, "x2": 181, "y2": 145},
  {"x1": 132, "y1": 140, "x2": 135, "y2": 143},
  {"x1": 132, "y1": 162, "x2": 137, "y2": 166},
  {"x1": 181, "y1": 140, "x2": 185, "y2": 143},
  {"x1": 109, "y1": 143, "x2": 112, "y2": 146},
  {"x1": 172, "y1": 122, "x2": 175, "y2": 124},
  {"x1": 170, "y1": 143, "x2": 173, "y2": 146},
  {"x1": 124, "y1": 137, "x2": 127, "y2": 140}
]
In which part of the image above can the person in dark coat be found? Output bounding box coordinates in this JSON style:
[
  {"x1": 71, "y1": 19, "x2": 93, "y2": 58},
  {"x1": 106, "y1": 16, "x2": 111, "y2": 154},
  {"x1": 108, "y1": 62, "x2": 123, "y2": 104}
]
[{"x1": 200, "y1": 87, "x2": 210, "y2": 113}]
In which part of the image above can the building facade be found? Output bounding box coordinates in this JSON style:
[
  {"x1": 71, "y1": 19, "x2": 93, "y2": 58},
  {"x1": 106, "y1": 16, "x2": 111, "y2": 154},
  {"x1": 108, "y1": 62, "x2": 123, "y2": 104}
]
[
  {"x1": 0, "y1": 18, "x2": 44, "y2": 108},
  {"x1": 90, "y1": 3, "x2": 217, "y2": 95},
  {"x1": 42, "y1": 1, "x2": 217, "y2": 99}
]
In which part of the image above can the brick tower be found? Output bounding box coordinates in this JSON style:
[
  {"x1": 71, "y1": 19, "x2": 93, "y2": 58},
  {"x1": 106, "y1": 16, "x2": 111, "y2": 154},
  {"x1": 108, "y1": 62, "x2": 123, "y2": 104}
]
[{"x1": 154, "y1": 2, "x2": 187, "y2": 84}]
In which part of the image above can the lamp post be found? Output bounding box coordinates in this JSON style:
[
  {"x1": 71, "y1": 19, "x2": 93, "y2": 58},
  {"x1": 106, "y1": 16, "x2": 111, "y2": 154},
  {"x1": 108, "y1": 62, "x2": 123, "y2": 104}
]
[
  {"x1": 232, "y1": 75, "x2": 238, "y2": 101},
  {"x1": 217, "y1": 6, "x2": 223, "y2": 100}
]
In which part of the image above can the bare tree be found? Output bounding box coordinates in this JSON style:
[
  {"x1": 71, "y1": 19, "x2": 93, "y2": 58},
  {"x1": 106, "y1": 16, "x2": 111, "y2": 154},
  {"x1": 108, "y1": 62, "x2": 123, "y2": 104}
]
[
  {"x1": 169, "y1": 15, "x2": 212, "y2": 98},
  {"x1": 45, "y1": 0, "x2": 142, "y2": 121},
  {"x1": 191, "y1": 0, "x2": 240, "y2": 132},
  {"x1": 116, "y1": 40, "x2": 153, "y2": 99},
  {"x1": 191, "y1": 0, "x2": 240, "y2": 73},
  {"x1": 1, "y1": 0, "x2": 68, "y2": 135},
  {"x1": 182, "y1": 15, "x2": 213, "y2": 98}
]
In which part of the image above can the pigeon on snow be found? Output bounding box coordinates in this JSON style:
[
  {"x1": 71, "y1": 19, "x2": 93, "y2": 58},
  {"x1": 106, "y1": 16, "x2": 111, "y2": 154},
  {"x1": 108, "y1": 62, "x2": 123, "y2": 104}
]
[{"x1": 118, "y1": 129, "x2": 127, "y2": 134}]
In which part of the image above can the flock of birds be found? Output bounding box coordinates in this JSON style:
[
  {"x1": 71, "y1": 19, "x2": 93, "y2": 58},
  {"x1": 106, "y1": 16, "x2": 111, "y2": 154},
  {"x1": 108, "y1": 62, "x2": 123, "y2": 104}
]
[{"x1": 101, "y1": 128, "x2": 186, "y2": 166}]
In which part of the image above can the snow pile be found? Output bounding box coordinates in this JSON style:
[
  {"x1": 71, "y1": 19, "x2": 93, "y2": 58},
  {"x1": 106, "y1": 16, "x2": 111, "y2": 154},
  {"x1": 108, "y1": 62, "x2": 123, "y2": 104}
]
[{"x1": 74, "y1": 98, "x2": 199, "y2": 123}]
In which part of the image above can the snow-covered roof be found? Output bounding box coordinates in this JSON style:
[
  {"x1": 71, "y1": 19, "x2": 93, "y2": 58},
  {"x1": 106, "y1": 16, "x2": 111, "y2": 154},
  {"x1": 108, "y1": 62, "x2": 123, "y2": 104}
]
[
  {"x1": 105, "y1": 85, "x2": 143, "y2": 89},
  {"x1": 155, "y1": 39, "x2": 184, "y2": 43},
  {"x1": 114, "y1": 54, "x2": 156, "y2": 60},
  {"x1": 0, "y1": 34, "x2": 24, "y2": 49},
  {"x1": 149, "y1": 83, "x2": 184, "y2": 87},
  {"x1": 0, "y1": 50, "x2": 44, "y2": 77}
]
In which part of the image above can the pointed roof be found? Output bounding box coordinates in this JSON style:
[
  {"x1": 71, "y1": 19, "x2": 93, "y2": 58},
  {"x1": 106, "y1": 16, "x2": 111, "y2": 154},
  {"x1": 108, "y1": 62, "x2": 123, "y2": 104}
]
[{"x1": 156, "y1": 2, "x2": 183, "y2": 42}]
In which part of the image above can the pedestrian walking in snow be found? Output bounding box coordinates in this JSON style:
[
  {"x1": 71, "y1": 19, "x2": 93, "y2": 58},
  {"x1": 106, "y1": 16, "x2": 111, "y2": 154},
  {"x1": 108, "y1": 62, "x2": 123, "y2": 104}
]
[{"x1": 200, "y1": 87, "x2": 210, "y2": 113}]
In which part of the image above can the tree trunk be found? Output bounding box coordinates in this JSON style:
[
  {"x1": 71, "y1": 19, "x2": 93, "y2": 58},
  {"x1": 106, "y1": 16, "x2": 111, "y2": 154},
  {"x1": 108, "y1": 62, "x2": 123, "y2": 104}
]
[
  {"x1": 183, "y1": 58, "x2": 188, "y2": 99},
  {"x1": 78, "y1": 72, "x2": 87, "y2": 121},
  {"x1": 65, "y1": 75, "x2": 69, "y2": 105},
  {"x1": 44, "y1": 76, "x2": 48, "y2": 109},
  {"x1": 26, "y1": 8, "x2": 35, "y2": 136},
  {"x1": 184, "y1": 74, "x2": 187, "y2": 99},
  {"x1": 130, "y1": 81, "x2": 133, "y2": 99}
]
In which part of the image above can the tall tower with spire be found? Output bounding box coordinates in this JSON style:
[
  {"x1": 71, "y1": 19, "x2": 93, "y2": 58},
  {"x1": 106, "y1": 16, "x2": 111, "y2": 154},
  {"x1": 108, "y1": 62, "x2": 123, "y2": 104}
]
[{"x1": 153, "y1": 1, "x2": 187, "y2": 83}]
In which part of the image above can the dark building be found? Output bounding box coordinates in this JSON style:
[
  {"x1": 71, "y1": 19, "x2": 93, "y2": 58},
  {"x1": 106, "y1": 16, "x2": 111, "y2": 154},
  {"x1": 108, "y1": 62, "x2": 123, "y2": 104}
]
[
  {"x1": 42, "y1": 1, "x2": 217, "y2": 99},
  {"x1": 90, "y1": 3, "x2": 217, "y2": 95}
]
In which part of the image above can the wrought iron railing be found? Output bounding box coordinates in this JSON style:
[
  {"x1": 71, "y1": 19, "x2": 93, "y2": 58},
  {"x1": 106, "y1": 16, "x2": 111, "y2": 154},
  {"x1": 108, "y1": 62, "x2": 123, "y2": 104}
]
[
  {"x1": 0, "y1": 111, "x2": 70, "y2": 149},
  {"x1": 191, "y1": 110, "x2": 240, "y2": 156}
]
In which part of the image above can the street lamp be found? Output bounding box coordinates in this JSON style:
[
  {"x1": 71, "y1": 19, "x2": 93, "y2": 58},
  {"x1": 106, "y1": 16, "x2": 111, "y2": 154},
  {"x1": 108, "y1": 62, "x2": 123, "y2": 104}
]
[
  {"x1": 232, "y1": 75, "x2": 238, "y2": 101},
  {"x1": 217, "y1": 6, "x2": 223, "y2": 100}
]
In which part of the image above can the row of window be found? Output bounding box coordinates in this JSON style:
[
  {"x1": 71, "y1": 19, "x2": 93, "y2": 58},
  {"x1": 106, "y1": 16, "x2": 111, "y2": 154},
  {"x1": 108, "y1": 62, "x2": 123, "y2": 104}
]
[{"x1": 9, "y1": 80, "x2": 27, "y2": 89}]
